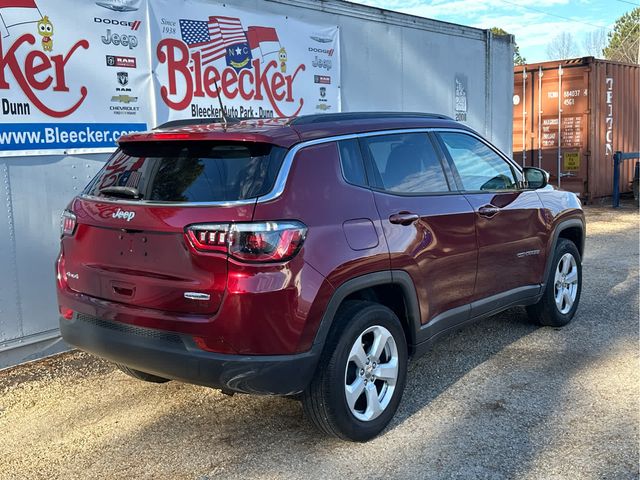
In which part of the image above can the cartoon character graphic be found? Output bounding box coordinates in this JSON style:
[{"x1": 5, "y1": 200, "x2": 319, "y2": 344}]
[
  {"x1": 278, "y1": 47, "x2": 287, "y2": 73},
  {"x1": 37, "y1": 16, "x2": 54, "y2": 52}
]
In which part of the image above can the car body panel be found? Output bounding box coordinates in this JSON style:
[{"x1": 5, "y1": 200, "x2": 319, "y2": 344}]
[
  {"x1": 463, "y1": 191, "x2": 548, "y2": 300},
  {"x1": 371, "y1": 191, "x2": 477, "y2": 324}
]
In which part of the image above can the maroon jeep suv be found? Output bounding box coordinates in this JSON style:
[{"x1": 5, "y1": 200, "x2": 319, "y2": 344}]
[{"x1": 57, "y1": 112, "x2": 584, "y2": 441}]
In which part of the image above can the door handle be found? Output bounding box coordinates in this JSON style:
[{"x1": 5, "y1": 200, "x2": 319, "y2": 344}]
[
  {"x1": 478, "y1": 205, "x2": 501, "y2": 218},
  {"x1": 389, "y1": 212, "x2": 420, "y2": 226}
]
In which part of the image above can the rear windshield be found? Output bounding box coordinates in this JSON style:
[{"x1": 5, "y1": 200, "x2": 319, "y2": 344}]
[{"x1": 84, "y1": 141, "x2": 286, "y2": 202}]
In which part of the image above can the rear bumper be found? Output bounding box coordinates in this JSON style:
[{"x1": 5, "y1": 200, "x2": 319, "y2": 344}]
[{"x1": 60, "y1": 314, "x2": 319, "y2": 395}]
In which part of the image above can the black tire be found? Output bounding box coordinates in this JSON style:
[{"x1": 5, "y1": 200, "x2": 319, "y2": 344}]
[
  {"x1": 302, "y1": 300, "x2": 408, "y2": 442},
  {"x1": 115, "y1": 364, "x2": 171, "y2": 383},
  {"x1": 526, "y1": 238, "x2": 582, "y2": 327}
]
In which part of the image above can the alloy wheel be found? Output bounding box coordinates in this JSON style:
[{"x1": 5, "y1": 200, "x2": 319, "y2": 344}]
[
  {"x1": 344, "y1": 325, "x2": 399, "y2": 421},
  {"x1": 554, "y1": 252, "x2": 578, "y2": 314}
]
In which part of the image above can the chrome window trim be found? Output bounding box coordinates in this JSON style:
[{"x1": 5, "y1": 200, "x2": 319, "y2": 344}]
[
  {"x1": 429, "y1": 128, "x2": 523, "y2": 174},
  {"x1": 78, "y1": 127, "x2": 514, "y2": 208},
  {"x1": 78, "y1": 194, "x2": 259, "y2": 208},
  {"x1": 258, "y1": 134, "x2": 359, "y2": 204},
  {"x1": 431, "y1": 128, "x2": 525, "y2": 192}
]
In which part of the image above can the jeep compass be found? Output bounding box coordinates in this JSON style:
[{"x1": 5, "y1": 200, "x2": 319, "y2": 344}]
[{"x1": 57, "y1": 112, "x2": 585, "y2": 441}]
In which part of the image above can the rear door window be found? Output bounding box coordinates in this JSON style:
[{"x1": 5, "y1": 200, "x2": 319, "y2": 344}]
[
  {"x1": 361, "y1": 133, "x2": 450, "y2": 194},
  {"x1": 84, "y1": 142, "x2": 286, "y2": 202}
]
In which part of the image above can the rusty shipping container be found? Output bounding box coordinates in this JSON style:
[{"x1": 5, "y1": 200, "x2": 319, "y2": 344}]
[{"x1": 513, "y1": 57, "x2": 639, "y2": 201}]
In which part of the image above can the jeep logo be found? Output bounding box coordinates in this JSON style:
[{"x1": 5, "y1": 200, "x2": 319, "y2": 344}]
[
  {"x1": 112, "y1": 208, "x2": 135, "y2": 221},
  {"x1": 102, "y1": 29, "x2": 138, "y2": 49}
]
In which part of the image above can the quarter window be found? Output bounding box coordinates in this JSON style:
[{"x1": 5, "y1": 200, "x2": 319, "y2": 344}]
[
  {"x1": 362, "y1": 133, "x2": 450, "y2": 194},
  {"x1": 338, "y1": 139, "x2": 367, "y2": 187},
  {"x1": 438, "y1": 132, "x2": 517, "y2": 191}
]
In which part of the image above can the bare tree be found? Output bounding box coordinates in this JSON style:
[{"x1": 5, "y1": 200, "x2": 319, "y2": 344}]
[
  {"x1": 582, "y1": 29, "x2": 607, "y2": 58},
  {"x1": 546, "y1": 32, "x2": 578, "y2": 60}
]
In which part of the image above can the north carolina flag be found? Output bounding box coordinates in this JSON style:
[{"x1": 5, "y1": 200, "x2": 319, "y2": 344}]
[
  {"x1": 179, "y1": 16, "x2": 249, "y2": 67},
  {"x1": 0, "y1": 0, "x2": 42, "y2": 37},
  {"x1": 246, "y1": 26, "x2": 280, "y2": 58}
]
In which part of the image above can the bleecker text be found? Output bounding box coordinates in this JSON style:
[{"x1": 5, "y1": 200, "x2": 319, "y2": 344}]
[
  {"x1": 0, "y1": 34, "x2": 89, "y2": 118},
  {"x1": 157, "y1": 38, "x2": 305, "y2": 117}
]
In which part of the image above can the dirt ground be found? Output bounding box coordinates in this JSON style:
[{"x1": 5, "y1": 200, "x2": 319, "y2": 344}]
[{"x1": 1, "y1": 202, "x2": 638, "y2": 480}]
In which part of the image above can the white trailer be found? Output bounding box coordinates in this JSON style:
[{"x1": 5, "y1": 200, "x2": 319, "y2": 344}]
[{"x1": 0, "y1": 0, "x2": 513, "y2": 368}]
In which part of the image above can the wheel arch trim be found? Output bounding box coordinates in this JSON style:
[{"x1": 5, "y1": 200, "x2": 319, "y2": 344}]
[
  {"x1": 311, "y1": 270, "x2": 421, "y2": 351},
  {"x1": 542, "y1": 218, "x2": 585, "y2": 288}
]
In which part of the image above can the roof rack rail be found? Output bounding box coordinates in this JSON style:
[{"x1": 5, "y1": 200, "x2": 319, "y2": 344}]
[
  {"x1": 154, "y1": 117, "x2": 242, "y2": 130},
  {"x1": 289, "y1": 111, "x2": 454, "y2": 125}
]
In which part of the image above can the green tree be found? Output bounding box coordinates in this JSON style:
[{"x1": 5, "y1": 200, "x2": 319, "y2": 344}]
[
  {"x1": 603, "y1": 7, "x2": 639, "y2": 64},
  {"x1": 491, "y1": 27, "x2": 527, "y2": 65}
]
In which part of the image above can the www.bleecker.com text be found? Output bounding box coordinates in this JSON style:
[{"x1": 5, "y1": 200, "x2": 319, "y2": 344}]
[{"x1": 0, "y1": 126, "x2": 139, "y2": 147}]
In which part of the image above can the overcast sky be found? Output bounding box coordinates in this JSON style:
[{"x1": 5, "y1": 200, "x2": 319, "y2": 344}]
[{"x1": 354, "y1": 0, "x2": 636, "y2": 63}]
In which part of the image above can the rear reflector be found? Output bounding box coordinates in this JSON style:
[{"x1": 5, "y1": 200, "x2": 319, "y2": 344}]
[
  {"x1": 193, "y1": 336, "x2": 237, "y2": 354},
  {"x1": 185, "y1": 221, "x2": 307, "y2": 262},
  {"x1": 59, "y1": 307, "x2": 74, "y2": 320},
  {"x1": 60, "y1": 210, "x2": 77, "y2": 237}
]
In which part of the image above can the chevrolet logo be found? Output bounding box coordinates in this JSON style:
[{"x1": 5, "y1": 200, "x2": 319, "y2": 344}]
[{"x1": 111, "y1": 95, "x2": 138, "y2": 104}]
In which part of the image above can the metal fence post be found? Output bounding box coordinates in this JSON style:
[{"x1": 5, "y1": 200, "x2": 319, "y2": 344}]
[{"x1": 613, "y1": 151, "x2": 621, "y2": 208}]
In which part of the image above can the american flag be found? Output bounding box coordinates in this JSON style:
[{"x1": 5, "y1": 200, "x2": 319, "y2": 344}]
[
  {"x1": 180, "y1": 16, "x2": 248, "y2": 66},
  {"x1": 119, "y1": 170, "x2": 142, "y2": 189}
]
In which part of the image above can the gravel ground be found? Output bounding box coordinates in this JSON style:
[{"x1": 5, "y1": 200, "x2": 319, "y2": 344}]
[{"x1": 1, "y1": 203, "x2": 638, "y2": 480}]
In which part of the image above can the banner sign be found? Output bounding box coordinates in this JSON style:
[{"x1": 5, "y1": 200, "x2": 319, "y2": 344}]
[
  {"x1": 0, "y1": 0, "x2": 151, "y2": 155},
  {"x1": 150, "y1": 0, "x2": 340, "y2": 122},
  {"x1": 0, "y1": 0, "x2": 340, "y2": 157}
]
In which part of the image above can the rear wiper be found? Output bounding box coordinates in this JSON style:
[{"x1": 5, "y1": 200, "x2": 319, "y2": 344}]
[{"x1": 99, "y1": 186, "x2": 142, "y2": 199}]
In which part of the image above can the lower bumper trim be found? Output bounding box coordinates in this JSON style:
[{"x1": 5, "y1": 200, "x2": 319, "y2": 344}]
[{"x1": 60, "y1": 315, "x2": 319, "y2": 395}]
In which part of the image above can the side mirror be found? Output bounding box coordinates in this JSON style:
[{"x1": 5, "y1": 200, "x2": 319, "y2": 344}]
[{"x1": 523, "y1": 167, "x2": 549, "y2": 189}]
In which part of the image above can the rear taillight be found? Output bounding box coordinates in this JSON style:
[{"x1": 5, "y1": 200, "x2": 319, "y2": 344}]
[
  {"x1": 186, "y1": 224, "x2": 228, "y2": 253},
  {"x1": 60, "y1": 210, "x2": 77, "y2": 237},
  {"x1": 228, "y1": 222, "x2": 306, "y2": 262},
  {"x1": 185, "y1": 221, "x2": 307, "y2": 262}
]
